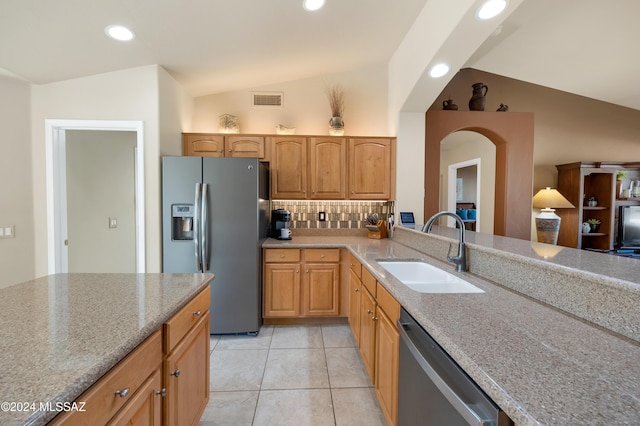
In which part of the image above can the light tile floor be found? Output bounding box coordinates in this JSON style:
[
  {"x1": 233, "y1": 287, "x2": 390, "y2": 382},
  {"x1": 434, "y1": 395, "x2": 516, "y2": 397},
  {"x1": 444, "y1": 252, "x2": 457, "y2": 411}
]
[{"x1": 199, "y1": 324, "x2": 387, "y2": 426}]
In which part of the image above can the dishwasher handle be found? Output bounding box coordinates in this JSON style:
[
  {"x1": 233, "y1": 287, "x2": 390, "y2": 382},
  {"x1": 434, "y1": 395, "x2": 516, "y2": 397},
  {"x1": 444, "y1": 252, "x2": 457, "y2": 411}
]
[{"x1": 397, "y1": 319, "x2": 485, "y2": 426}]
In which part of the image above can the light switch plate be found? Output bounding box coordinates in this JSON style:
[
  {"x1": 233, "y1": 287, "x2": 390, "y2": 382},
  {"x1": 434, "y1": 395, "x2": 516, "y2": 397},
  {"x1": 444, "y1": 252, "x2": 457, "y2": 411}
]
[
  {"x1": 0, "y1": 225, "x2": 14, "y2": 238},
  {"x1": 109, "y1": 217, "x2": 118, "y2": 229}
]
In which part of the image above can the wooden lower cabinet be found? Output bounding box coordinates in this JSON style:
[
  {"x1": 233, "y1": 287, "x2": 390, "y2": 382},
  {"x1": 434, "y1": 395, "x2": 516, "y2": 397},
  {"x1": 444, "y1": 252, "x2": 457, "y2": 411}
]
[
  {"x1": 165, "y1": 311, "x2": 210, "y2": 426},
  {"x1": 374, "y1": 282, "x2": 400, "y2": 426},
  {"x1": 263, "y1": 248, "x2": 340, "y2": 318},
  {"x1": 348, "y1": 268, "x2": 362, "y2": 344},
  {"x1": 109, "y1": 369, "x2": 163, "y2": 426},
  {"x1": 348, "y1": 258, "x2": 400, "y2": 426},
  {"x1": 359, "y1": 286, "x2": 377, "y2": 380}
]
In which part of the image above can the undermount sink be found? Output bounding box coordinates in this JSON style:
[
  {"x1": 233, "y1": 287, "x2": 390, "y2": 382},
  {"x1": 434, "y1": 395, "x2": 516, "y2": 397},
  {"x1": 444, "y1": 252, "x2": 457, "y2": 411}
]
[{"x1": 376, "y1": 260, "x2": 484, "y2": 294}]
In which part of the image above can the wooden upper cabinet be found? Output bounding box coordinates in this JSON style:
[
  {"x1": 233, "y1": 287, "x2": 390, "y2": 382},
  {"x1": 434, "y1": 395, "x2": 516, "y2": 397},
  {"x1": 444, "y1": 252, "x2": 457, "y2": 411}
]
[
  {"x1": 349, "y1": 138, "x2": 395, "y2": 200},
  {"x1": 182, "y1": 133, "x2": 267, "y2": 159},
  {"x1": 183, "y1": 133, "x2": 225, "y2": 157},
  {"x1": 270, "y1": 136, "x2": 308, "y2": 199},
  {"x1": 225, "y1": 135, "x2": 266, "y2": 159},
  {"x1": 309, "y1": 137, "x2": 347, "y2": 199}
]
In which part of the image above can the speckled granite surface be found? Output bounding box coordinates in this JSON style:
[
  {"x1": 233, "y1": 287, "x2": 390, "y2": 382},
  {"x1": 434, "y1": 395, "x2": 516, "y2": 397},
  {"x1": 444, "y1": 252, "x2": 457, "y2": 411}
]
[
  {"x1": 263, "y1": 231, "x2": 640, "y2": 425},
  {"x1": 0, "y1": 273, "x2": 213, "y2": 426}
]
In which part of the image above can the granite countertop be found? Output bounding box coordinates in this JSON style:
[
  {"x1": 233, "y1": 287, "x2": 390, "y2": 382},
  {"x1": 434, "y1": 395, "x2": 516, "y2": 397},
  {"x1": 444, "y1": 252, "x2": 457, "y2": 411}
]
[
  {"x1": 0, "y1": 273, "x2": 213, "y2": 426},
  {"x1": 264, "y1": 235, "x2": 640, "y2": 425}
]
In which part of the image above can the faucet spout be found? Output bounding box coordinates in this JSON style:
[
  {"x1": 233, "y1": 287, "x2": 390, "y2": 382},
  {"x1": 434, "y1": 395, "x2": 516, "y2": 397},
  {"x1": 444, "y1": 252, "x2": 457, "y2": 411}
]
[{"x1": 422, "y1": 211, "x2": 468, "y2": 272}]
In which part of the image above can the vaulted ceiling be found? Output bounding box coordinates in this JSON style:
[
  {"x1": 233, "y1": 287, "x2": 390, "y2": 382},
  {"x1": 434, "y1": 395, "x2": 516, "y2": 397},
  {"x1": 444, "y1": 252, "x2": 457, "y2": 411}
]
[{"x1": 1, "y1": 0, "x2": 638, "y2": 111}]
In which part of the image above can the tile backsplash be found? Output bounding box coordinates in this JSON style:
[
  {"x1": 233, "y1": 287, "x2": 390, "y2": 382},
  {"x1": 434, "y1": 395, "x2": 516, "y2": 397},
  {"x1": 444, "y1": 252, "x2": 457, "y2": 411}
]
[{"x1": 271, "y1": 200, "x2": 394, "y2": 229}]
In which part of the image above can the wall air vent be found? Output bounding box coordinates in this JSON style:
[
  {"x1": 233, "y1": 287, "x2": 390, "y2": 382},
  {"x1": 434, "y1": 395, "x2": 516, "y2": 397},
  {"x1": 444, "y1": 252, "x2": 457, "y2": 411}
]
[{"x1": 252, "y1": 92, "x2": 283, "y2": 108}]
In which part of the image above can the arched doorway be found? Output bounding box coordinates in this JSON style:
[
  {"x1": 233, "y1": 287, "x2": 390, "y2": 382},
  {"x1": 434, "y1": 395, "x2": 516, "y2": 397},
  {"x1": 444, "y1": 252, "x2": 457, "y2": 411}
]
[{"x1": 425, "y1": 111, "x2": 534, "y2": 240}]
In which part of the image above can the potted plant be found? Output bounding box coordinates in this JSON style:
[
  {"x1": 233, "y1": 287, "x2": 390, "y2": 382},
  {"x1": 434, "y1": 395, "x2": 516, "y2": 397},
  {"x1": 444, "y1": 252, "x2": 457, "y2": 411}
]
[
  {"x1": 586, "y1": 218, "x2": 601, "y2": 233},
  {"x1": 616, "y1": 170, "x2": 628, "y2": 198}
]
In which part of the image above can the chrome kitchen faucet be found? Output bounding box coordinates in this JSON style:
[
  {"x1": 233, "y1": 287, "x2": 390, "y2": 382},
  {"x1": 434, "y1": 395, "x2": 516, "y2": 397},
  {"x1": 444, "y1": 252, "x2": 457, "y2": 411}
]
[{"x1": 422, "y1": 211, "x2": 468, "y2": 272}]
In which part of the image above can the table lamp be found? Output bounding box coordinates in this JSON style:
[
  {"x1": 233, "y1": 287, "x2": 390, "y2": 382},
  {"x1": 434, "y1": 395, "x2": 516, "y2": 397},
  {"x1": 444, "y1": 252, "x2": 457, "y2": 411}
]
[{"x1": 532, "y1": 187, "x2": 574, "y2": 245}]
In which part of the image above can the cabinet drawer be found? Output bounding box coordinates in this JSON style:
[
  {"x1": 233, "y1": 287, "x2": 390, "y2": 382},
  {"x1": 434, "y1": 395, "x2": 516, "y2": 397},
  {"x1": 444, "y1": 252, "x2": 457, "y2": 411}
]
[
  {"x1": 362, "y1": 267, "x2": 377, "y2": 297},
  {"x1": 349, "y1": 253, "x2": 362, "y2": 279},
  {"x1": 376, "y1": 282, "x2": 400, "y2": 325},
  {"x1": 51, "y1": 330, "x2": 163, "y2": 426},
  {"x1": 164, "y1": 286, "x2": 211, "y2": 353},
  {"x1": 305, "y1": 249, "x2": 340, "y2": 263},
  {"x1": 264, "y1": 249, "x2": 301, "y2": 263}
]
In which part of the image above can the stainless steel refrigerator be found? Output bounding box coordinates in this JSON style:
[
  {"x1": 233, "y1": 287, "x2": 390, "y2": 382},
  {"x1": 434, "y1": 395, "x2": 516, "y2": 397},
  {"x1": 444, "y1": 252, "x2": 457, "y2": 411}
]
[{"x1": 162, "y1": 156, "x2": 269, "y2": 334}]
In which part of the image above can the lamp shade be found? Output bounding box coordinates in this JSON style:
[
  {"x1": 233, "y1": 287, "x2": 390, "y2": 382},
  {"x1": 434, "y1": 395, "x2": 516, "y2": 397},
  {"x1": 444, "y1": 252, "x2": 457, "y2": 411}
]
[{"x1": 532, "y1": 187, "x2": 574, "y2": 209}]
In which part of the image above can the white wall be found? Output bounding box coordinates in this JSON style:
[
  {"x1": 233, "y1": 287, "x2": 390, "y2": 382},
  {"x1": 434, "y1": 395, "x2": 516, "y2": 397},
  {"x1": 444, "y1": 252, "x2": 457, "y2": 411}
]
[
  {"x1": 191, "y1": 65, "x2": 389, "y2": 136},
  {"x1": 30, "y1": 65, "x2": 192, "y2": 277},
  {"x1": 0, "y1": 76, "x2": 34, "y2": 288},
  {"x1": 159, "y1": 67, "x2": 194, "y2": 156},
  {"x1": 395, "y1": 112, "x2": 426, "y2": 224}
]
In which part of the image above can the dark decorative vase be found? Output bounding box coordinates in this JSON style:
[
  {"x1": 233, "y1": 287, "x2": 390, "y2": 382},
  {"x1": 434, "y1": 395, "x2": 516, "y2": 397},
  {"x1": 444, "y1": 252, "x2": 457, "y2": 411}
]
[
  {"x1": 442, "y1": 99, "x2": 458, "y2": 110},
  {"x1": 469, "y1": 83, "x2": 488, "y2": 111}
]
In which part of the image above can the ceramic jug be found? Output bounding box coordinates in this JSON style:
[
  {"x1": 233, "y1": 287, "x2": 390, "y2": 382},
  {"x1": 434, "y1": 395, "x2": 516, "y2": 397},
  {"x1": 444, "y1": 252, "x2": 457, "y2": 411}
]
[
  {"x1": 442, "y1": 99, "x2": 458, "y2": 110},
  {"x1": 469, "y1": 83, "x2": 488, "y2": 111}
]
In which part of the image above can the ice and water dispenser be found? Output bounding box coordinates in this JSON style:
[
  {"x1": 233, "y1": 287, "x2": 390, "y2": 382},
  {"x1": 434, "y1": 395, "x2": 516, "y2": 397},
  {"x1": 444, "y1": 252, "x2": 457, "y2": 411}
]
[{"x1": 171, "y1": 204, "x2": 194, "y2": 240}]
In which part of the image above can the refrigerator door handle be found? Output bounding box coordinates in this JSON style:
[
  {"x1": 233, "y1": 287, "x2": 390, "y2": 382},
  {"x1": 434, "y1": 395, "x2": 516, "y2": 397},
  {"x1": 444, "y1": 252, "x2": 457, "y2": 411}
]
[
  {"x1": 194, "y1": 183, "x2": 202, "y2": 272},
  {"x1": 201, "y1": 183, "x2": 209, "y2": 271}
]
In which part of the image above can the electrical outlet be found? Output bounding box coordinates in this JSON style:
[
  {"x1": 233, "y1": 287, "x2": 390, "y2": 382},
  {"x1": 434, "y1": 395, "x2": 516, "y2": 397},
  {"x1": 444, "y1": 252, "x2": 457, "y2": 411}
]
[{"x1": 318, "y1": 212, "x2": 326, "y2": 221}]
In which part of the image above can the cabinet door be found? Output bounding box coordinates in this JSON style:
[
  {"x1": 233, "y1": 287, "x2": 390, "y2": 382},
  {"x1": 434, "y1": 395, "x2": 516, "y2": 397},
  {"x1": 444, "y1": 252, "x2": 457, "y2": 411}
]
[
  {"x1": 225, "y1": 136, "x2": 266, "y2": 158},
  {"x1": 348, "y1": 268, "x2": 362, "y2": 345},
  {"x1": 349, "y1": 138, "x2": 394, "y2": 200},
  {"x1": 108, "y1": 369, "x2": 163, "y2": 426},
  {"x1": 264, "y1": 263, "x2": 301, "y2": 317},
  {"x1": 270, "y1": 136, "x2": 308, "y2": 199},
  {"x1": 165, "y1": 311, "x2": 210, "y2": 426},
  {"x1": 183, "y1": 134, "x2": 225, "y2": 157},
  {"x1": 309, "y1": 137, "x2": 347, "y2": 199},
  {"x1": 375, "y1": 307, "x2": 399, "y2": 426},
  {"x1": 359, "y1": 287, "x2": 377, "y2": 380},
  {"x1": 303, "y1": 263, "x2": 339, "y2": 316}
]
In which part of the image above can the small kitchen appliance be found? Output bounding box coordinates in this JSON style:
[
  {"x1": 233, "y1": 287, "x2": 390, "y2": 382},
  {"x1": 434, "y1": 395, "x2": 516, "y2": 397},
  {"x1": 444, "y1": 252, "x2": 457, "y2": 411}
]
[{"x1": 271, "y1": 209, "x2": 291, "y2": 239}]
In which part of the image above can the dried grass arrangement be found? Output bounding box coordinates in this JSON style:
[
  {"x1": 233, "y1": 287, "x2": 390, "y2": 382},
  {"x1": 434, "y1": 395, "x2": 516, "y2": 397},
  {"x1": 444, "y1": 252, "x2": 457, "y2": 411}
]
[{"x1": 325, "y1": 84, "x2": 344, "y2": 118}]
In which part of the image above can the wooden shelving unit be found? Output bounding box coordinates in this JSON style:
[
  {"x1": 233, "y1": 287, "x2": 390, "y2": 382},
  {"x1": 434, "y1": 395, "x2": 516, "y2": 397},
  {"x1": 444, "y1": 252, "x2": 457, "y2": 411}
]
[{"x1": 556, "y1": 162, "x2": 616, "y2": 251}]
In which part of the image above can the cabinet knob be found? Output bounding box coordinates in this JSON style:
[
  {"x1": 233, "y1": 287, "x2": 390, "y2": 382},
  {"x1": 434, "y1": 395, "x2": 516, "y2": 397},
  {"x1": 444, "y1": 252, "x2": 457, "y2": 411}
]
[
  {"x1": 296, "y1": 270, "x2": 299, "y2": 273},
  {"x1": 371, "y1": 316, "x2": 378, "y2": 321},
  {"x1": 320, "y1": 254, "x2": 325, "y2": 258},
  {"x1": 367, "y1": 309, "x2": 373, "y2": 314},
  {"x1": 193, "y1": 310, "x2": 201, "y2": 316},
  {"x1": 156, "y1": 388, "x2": 167, "y2": 397},
  {"x1": 115, "y1": 388, "x2": 130, "y2": 398},
  {"x1": 280, "y1": 254, "x2": 285, "y2": 258},
  {"x1": 170, "y1": 369, "x2": 181, "y2": 377},
  {"x1": 354, "y1": 288, "x2": 359, "y2": 292}
]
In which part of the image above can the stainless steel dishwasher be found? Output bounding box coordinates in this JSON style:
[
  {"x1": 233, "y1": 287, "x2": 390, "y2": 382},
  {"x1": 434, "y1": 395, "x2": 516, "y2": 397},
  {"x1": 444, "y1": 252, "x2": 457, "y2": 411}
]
[{"x1": 397, "y1": 308, "x2": 512, "y2": 426}]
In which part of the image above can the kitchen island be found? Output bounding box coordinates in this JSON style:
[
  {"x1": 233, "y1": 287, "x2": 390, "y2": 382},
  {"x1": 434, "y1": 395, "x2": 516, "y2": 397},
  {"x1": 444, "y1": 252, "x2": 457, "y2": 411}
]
[
  {"x1": 0, "y1": 273, "x2": 213, "y2": 426},
  {"x1": 264, "y1": 227, "x2": 640, "y2": 425}
]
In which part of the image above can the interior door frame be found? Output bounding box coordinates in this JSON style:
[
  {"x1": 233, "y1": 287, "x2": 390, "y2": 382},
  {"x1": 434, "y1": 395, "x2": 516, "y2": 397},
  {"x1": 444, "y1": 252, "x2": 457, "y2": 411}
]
[
  {"x1": 45, "y1": 119, "x2": 145, "y2": 274},
  {"x1": 447, "y1": 158, "x2": 481, "y2": 229}
]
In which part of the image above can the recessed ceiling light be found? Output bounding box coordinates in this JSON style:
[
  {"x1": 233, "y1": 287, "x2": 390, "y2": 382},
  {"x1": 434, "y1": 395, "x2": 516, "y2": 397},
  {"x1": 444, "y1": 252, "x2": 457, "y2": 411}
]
[
  {"x1": 303, "y1": 0, "x2": 325, "y2": 12},
  {"x1": 429, "y1": 63, "x2": 450, "y2": 78},
  {"x1": 476, "y1": 0, "x2": 507, "y2": 21},
  {"x1": 105, "y1": 25, "x2": 135, "y2": 41}
]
